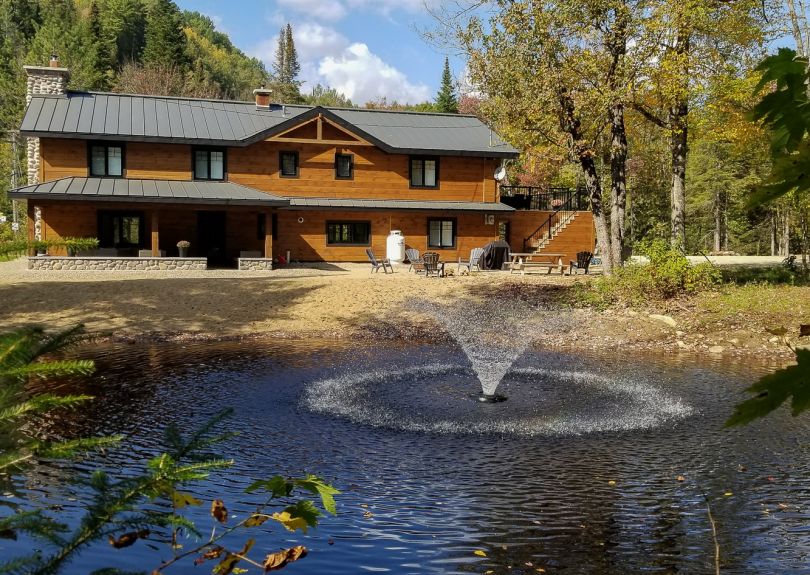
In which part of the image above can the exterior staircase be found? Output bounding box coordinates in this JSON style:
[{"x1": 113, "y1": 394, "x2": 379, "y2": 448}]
[{"x1": 523, "y1": 210, "x2": 595, "y2": 269}]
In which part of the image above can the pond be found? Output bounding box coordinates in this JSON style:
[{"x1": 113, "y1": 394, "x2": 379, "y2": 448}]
[{"x1": 2, "y1": 339, "x2": 808, "y2": 574}]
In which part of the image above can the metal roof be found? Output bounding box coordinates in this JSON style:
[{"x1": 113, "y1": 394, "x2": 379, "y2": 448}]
[
  {"x1": 20, "y1": 92, "x2": 519, "y2": 158},
  {"x1": 9, "y1": 177, "x2": 290, "y2": 207},
  {"x1": 287, "y1": 197, "x2": 515, "y2": 212}
]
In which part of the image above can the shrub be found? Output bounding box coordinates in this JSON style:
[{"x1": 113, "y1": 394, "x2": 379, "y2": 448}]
[
  {"x1": 62, "y1": 237, "x2": 99, "y2": 255},
  {"x1": 576, "y1": 240, "x2": 722, "y2": 306}
]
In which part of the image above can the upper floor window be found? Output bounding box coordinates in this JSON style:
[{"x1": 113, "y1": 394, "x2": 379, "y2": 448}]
[
  {"x1": 410, "y1": 156, "x2": 438, "y2": 188},
  {"x1": 280, "y1": 151, "x2": 299, "y2": 178},
  {"x1": 89, "y1": 143, "x2": 124, "y2": 177},
  {"x1": 335, "y1": 153, "x2": 354, "y2": 179},
  {"x1": 194, "y1": 148, "x2": 225, "y2": 180}
]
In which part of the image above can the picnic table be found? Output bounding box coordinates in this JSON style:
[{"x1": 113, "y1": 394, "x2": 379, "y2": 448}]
[{"x1": 508, "y1": 252, "x2": 565, "y2": 275}]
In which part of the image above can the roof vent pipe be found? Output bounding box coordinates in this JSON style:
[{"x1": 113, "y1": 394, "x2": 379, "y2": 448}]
[{"x1": 253, "y1": 84, "x2": 272, "y2": 109}]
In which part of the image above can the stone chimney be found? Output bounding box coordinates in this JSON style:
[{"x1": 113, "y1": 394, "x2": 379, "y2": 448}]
[
  {"x1": 253, "y1": 85, "x2": 272, "y2": 109},
  {"x1": 24, "y1": 54, "x2": 70, "y2": 185}
]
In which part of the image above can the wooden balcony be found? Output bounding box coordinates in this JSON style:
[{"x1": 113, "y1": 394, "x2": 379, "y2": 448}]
[{"x1": 499, "y1": 186, "x2": 588, "y2": 211}]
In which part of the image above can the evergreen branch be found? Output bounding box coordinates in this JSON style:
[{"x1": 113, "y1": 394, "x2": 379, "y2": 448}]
[
  {"x1": 37, "y1": 436, "x2": 124, "y2": 459},
  {"x1": 0, "y1": 394, "x2": 95, "y2": 423},
  {"x1": 31, "y1": 325, "x2": 89, "y2": 360},
  {"x1": 0, "y1": 360, "x2": 95, "y2": 380},
  {"x1": 0, "y1": 553, "x2": 46, "y2": 575},
  {"x1": 0, "y1": 511, "x2": 69, "y2": 546}
]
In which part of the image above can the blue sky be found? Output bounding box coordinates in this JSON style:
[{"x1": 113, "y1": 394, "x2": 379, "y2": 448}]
[{"x1": 175, "y1": 0, "x2": 460, "y2": 105}]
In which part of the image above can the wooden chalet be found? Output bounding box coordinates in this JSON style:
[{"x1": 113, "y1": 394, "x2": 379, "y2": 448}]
[{"x1": 11, "y1": 59, "x2": 594, "y2": 269}]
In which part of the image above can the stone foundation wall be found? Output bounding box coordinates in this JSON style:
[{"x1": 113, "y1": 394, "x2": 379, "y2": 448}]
[
  {"x1": 28, "y1": 257, "x2": 207, "y2": 271},
  {"x1": 238, "y1": 258, "x2": 274, "y2": 271}
]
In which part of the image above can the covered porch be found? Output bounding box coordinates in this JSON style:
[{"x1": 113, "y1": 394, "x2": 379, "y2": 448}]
[{"x1": 10, "y1": 177, "x2": 288, "y2": 268}]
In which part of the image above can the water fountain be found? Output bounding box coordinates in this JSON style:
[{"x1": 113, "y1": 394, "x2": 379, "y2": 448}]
[{"x1": 302, "y1": 298, "x2": 694, "y2": 436}]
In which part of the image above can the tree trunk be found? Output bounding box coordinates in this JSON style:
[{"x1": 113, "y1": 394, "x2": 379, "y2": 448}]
[
  {"x1": 771, "y1": 210, "x2": 777, "y2": 256},
  {"x1": 607, "y1": 8, "x2": 629, "y2": 268},
  {"x1": 713, "y1": 187, "x2": 727, "y2": 253},
  {"x1": 558, "y1": 88, "x2": 613, "y2": 273},
  {"x1": 609, "y1": 100, "x2": 628, "y2": 267},
  {"x1": 669, "y1": 104, "x2": 688, "y2": 249},
  {"x1": 782, "y1": 205, "x2": 791, "y2": 255}
]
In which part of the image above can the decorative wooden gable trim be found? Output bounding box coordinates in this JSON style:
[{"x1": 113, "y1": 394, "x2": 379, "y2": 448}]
[{"x1": 267, "y1": 113, "x2": 373, "y2": 146}]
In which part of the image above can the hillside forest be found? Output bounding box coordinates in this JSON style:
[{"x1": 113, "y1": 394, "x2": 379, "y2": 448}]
[{"x1": 0, "y1": 0, "x2": 809, "y2": 264}]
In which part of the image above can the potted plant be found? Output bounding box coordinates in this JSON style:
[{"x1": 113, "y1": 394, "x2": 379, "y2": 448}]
[
  {"x1": 550, "y1": 198, "x2": 564, "y2": 209},
  {"x1": 177, "y1": 240, "x2": 190, "y2": 257},
  {"x1": 63, "y1": 237, "x2": 99, "y2": 257}
]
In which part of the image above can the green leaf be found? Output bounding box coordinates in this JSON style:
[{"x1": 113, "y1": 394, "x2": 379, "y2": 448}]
[
  {"x1": 293, "y1": 475, "x2": 340, "y2": 515},
  {"x1": 283, "y1": 499, "x2": 321, "y2": 528},
  {"x1": 726, "y1": 349, "x2": 810, "y2": 426},
  {"x1": 245, "y1": 475, "x2": 292, "y2": 497}
]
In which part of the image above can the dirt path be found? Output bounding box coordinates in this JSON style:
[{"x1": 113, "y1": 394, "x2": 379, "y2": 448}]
[{"x1": 0, "y1": 258, "x2": 806, "y2": 359}]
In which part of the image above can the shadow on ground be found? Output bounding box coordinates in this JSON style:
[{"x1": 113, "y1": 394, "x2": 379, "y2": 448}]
[{"x1": 0, "y1": 277, "x2": 322, "y2": 336}]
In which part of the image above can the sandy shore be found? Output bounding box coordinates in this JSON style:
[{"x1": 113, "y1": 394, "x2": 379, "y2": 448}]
[{"x1": 0, "y1": 258, "x2": 806, "y2": 359}]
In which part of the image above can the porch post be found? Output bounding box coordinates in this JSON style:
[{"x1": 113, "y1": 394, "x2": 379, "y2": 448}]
[
  {"x1": 151, "y1": 211, "x2": 160, "y2": 256},
  {"x1": 264, "y1": 210, "x2": 273, "y2": 259}
]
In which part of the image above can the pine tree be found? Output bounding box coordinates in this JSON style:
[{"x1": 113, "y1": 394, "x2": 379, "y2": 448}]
[
  {"x1": 272, "y1": 25, "x2": 285, "y2": 83},
  {"x1": 142, "y1": 0, "x2": 188, "y2": 71},
  {"x1": 283, "y1": 23, "x2": 300, "y2": 86},
  {"x1": 435, "y1": 57, "x2": 458, "y2": 113},
  {"x1": 271, "y1": 23, "x2": 302, "y2": 103},
  {"x1": 25, "y1": 0, "x2": 104, "y2": 90}
]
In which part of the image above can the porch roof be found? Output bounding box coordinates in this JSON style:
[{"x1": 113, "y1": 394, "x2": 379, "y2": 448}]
[
  {"x1": 286, "y1": 197, "x2": 515, "y2": 212},
  {"x1": 8, "y1": 177, "x2": 290, "y2": 207}
]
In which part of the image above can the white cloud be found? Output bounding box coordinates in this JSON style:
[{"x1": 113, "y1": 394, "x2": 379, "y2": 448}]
[
  {"x1": 277, "y1": 0, "x2": 347, "y2": 21},
  {"x1": 251, "y1": 19, "x2": 429, "y2": 104},
  {"x1": 294, "y1": 22, "x2": 350, "y2": 62},
  {"x1": 318, "y1": 43, "x2": 430, "y2": 104}
]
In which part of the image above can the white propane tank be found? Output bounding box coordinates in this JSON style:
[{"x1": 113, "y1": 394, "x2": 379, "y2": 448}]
[{"x1": 386, "y1": 230, "x2": 405, "y2": 264}]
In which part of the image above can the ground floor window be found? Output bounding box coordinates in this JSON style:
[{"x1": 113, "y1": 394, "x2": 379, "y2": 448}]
[
  {"x1": 98, "y1": 211, "x2": 144, "y2": 248},
  {"x1": 326, "y1": 221, "x2": 371, "y2": 245},
  {"x1": 428, "y1": 218, "x2": 456, "y2": 248}
]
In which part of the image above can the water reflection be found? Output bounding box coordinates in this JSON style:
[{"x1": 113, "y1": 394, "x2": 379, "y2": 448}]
[{"x1": 2, "y1": 340, "x2": 808, "y2": 574}]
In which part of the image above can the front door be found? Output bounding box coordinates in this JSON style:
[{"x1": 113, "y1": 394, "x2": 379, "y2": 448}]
[{"x1": 197, "y1": 211, "x2": 227, "y2": 267}]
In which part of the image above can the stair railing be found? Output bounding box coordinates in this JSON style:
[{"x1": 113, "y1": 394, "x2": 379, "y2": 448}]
[{"x1": 522, "y1": 189, "x2": 580, "y2": 252}]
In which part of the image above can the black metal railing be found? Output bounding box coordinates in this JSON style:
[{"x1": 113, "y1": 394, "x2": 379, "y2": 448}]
[
  {"x1": 522, "y1": 191, "x2": 579, "y2": 252},
  {"x1": 499, "y1": 186, "x2": 588, "y2": 211}
]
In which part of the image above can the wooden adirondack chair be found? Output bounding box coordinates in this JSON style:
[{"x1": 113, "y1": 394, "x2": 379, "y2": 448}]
[
  {"x1": 405, "y1": 248, "x2": 424, "y2": 272},
  {"x1": 569, "y1": 251, "x2": 593, "y2": 275},
  {"x1": 366, "y1": 249, "x2": 393, "y2": 273},
  {"x1": 458, "y1": 247, "x2": 485, "y2": 274},
  {"x1": 422, "y1": 252, "x2": 443, "y2": 278}
]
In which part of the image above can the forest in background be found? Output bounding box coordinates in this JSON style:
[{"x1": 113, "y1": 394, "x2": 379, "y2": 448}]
[{"x1": 0, "y1": 0, "x2": 808, "y2": 260}]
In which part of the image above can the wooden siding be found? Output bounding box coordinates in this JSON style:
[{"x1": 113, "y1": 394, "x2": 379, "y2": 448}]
[
  {"x1": 40, "y1": 138, "x2": 499, "y2": 203},
  {"x1": 229, "y1": 141, "x2": 498, "y2": 202},
  {"x1": 274, "y1": 209, "x2": 500, "y2": 262},
  {"x1": 125, "y1": 142, "x2": 191, "y2": 180},
  {"x1": 40, "y1": 138, "x2": 87, "y2": 180}
]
